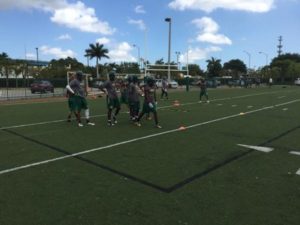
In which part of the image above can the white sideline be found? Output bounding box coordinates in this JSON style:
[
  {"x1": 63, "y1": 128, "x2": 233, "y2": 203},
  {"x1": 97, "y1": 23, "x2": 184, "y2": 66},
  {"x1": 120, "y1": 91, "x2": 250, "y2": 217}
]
[
  {"x1": 0, "y1": 91, "x2": 295, "y2": 131},
  {"x1": 237, "y1": 144, "x2": 274, "y2": 153},
  {"x1": 289, "y1": 151, "x2": 300, "y2": 156},
  {"x1": 1, "y1": 99, "x2": 300, "y2": 175}
]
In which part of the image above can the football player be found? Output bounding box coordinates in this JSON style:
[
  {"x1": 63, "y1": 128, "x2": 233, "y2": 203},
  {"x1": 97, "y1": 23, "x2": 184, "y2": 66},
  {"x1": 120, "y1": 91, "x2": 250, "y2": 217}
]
[
  {"x1": 198, "y1": 78, "x2": 209, "y2": 103},
  {"x1": 135, "y1": 77, "x2": 161, "y2": 128},
  {"x1": 68, "y1": 71, "x2": 95, "y2": 127},
  {"x1": 128, "y1": 75, "x2": 143, "y2": 122},
  {"x1": 161, "y1": 76, "x2": 168, "y2": 100},
  {"x1": 100, "y1": 71, "x2": 121, "y2": 126}
]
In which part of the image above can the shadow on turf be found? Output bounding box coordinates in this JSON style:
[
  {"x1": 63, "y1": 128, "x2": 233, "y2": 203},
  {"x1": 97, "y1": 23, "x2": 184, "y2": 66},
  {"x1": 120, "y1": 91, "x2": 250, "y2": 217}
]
[{"x1": 3, "y1": 124, "x2": 300, "y2": 193}]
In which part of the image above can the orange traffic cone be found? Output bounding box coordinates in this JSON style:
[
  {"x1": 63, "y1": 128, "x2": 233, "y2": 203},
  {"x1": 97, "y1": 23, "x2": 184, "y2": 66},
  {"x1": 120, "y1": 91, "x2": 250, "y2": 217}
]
[
  {"x1": 173, "y1": 100, "x2": 180, "y2": 107},
  {"x1": 178, "y1": 126, "x2": 186, "y2": 131}
]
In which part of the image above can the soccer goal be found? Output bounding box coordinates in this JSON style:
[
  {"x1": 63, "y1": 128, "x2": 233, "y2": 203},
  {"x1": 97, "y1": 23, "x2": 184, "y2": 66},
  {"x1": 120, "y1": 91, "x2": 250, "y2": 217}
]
[{"x1": 144, "y1": 63, "x2": 189, "y2": 81}]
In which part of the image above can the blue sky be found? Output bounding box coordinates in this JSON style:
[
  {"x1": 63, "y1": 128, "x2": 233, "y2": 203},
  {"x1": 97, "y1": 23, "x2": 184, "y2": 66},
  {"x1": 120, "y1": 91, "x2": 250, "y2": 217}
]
[{"x1": 0, "y1": 0, "x2": 299, "y2": 70}]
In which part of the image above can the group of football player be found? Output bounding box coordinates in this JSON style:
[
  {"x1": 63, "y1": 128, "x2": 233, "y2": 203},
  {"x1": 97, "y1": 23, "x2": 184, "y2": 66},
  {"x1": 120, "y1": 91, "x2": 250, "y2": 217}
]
[{"x1": 65, "y1": 71, "x2": 162, "y2": 129}]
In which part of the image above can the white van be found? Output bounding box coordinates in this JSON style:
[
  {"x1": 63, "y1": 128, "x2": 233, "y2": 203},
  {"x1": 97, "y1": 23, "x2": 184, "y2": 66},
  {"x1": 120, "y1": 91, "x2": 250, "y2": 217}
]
[
  {"x1": 155, "y1": 79, "x2": 178, "y2": 88},
  {"x1": 294, "y1": 78, "x2": 300, "y2": 85}
]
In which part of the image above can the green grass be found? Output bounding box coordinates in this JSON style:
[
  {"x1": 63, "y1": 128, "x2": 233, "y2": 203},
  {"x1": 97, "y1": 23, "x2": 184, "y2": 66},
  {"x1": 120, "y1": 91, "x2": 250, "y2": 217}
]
[{"x1": 1, "y1": 86, "x2": 300, "y2": 225}]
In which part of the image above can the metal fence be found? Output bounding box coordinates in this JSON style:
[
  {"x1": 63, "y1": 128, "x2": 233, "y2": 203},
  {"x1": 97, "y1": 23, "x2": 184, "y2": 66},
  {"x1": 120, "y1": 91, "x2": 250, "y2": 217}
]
[{"x1": 0, "y1": 78, "x2": 66, "y2": 101}]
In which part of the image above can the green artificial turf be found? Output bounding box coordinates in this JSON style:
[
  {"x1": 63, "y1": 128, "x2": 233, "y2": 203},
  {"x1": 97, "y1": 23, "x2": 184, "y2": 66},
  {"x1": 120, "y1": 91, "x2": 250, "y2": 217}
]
[{"x1": 0, "y1": 86, "x2": 300, "y2": 225}]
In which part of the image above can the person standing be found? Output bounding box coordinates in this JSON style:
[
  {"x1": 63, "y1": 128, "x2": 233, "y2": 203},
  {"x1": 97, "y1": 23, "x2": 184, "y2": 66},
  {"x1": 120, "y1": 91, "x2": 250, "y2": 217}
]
[
  {"x1": 128, "y1": 75, "x2": 143, "y2": 122},
  {"x1": 135, "y1": 77, "x2": 161, "y2": 128},
  {"x1": 100, "y1": 71, "x2": 121, "y2": 126},
  {"x1": 68, "y1": 71, "x2": 95, "y2": 127},
  {"x1": 160, "y1": 77, "x2": 168, "y2": 100},
  {"x1": 198, "y1": 78, "x2": 209, "y2": 103},
  {"x1": 66, "y1": 73, "x2": 76, "y2": 122},
  {"x1": 269, "y1": 77, "x2": 273, "y2": 87},
  {"x1": 119, "y1": 79, "x2": 129, "y2": 109}
]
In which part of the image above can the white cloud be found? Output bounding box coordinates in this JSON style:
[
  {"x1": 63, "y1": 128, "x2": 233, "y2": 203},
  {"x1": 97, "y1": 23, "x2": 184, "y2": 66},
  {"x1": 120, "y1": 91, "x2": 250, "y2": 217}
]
[
  {"x1": 50, "y1": 1, "x2": 115, "y2": 35},
  {"x1": 168, "y1": 0, "x2": 274, "y2": 13},
  {"x1": 0, "y1": 0, "x2": 115, "y2": 35},
  {"x1": 196, "y1": 33, "x2": 232, "y2": 45},
  {"x1": 192, "y1": 17, "x2": 232, "y2": 45},
  {"x1": 192, "y1": 17, "x2": 219, "y2": 33},
  {"x1": 108, "y1": 42, "x2": 136, "y2": 62},
  {"x1": 180, "y1": 46, "x2": 222, "y2": 63},
  {"x1": 128, "y1": 19, "x2": 146, "y2": 30},
  {"x1": 25, "y1": 53, "x2": 36, "y2": 60},
  {"x1": 57, "y1": 34, "x2": 72, "y2": 40},
  {"x1": 96, "y1": 37, "x2": 111, "y2": 45},
  {"x1": 40, "y1": 45, "x2": 76, "y2": 59},
  {"x1": 0, "y1": 0, "x2": 65, "y2": 11},
  {"x1": 134, "y1": 5, "x2": 146, "y2": 13}
]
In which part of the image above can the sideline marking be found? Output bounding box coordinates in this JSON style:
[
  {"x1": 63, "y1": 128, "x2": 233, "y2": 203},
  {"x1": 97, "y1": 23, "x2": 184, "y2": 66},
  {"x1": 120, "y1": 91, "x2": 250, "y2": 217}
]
[
  {"x1": 289, "y1": 152, "x2": 300, "y2": 176},
  {"x1": 1, "y1": 99, "x2": 300, "y2": 176},
  {"x1": 290, "y1": 151, "x2": 300, "y2": 156},
  {"x1": 237, "y1": 144, "x2": 274, "y2": 153}
]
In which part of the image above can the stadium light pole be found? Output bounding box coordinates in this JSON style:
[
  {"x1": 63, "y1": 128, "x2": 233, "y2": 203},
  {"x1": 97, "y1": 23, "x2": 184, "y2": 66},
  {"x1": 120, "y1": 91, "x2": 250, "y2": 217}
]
[
  {"x1": 243, "y1": 50, "x2": 251, "y2": 74},
  {"x1": 165, "y1": 17, "x2": 172, "y2": 82},
  {"x1": 259, "y1": 51, "x2": 269, "y2": 66},
  {"x1": 35, "y1": 47, "x2": 39, "y2": 65},
  {"x1": 175, "y1": 51, "x2": 180, "y2": 69},
  {"x1": 133, "y1": 44, "x2": 140, "y2": 70}
]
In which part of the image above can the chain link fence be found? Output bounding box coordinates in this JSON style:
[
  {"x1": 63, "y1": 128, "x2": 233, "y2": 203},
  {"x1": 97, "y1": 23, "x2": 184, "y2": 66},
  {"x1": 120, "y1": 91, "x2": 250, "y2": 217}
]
[{"x1": 0, "y1": 78, "x2": 66, "y2": 101}]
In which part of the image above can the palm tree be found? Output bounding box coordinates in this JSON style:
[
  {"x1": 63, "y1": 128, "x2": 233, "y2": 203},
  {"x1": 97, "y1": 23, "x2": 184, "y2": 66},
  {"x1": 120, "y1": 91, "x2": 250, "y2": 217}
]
[
  {"x1": 206, "y1": 57, "x2": 222, "y2": 78},
  {"x1": 0, "y1": 52, "x2": 9, "y2": 60},
  {"x1": 0, "y1": 52, "x2": 11, "y2": 80},
  {"x1": 85, "y1": 43, "x2": 109, "y2": 79}
]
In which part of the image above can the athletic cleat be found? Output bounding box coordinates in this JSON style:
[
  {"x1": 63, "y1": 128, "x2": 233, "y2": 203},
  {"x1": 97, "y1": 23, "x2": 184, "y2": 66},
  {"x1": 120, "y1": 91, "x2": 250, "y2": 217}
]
[
  {"x1": 135, "y1": 122, "x2": 141, "y2": 127},
  {"x1": 206, "y1": 100, "x2": 210, "y2": 103},
  {"x1": 107, "y1": 120, "x2": 114, "y2": 126},
  {"x1": 146, "y1": 116, "x2": 152, "y2": 121},
  {"x1": 78, "y1": 123, "x2": 83, "y2": 127},
  {"x1": 198, "y1": 100, "x2": 202, "y2": 103},
  {"x1": 87, "y1": 122, "x2": 95, "y2": 126},
  {"x1": 113, "y1": 116, "x2": 118, "y2": 124},
  {"x1": 155, "y1": 124, "x2": 162, "y2": 129}
]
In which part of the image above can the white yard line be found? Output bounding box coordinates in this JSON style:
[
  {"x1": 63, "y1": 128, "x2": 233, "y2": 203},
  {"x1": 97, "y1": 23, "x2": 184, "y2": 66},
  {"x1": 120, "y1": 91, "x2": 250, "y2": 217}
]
[
  {"x1": 1, "y1": 98, "x2": 300, "y2": 175},
  {"x1": 288, "y1": 152, "x2": 300, "y2": 176},
  {"x1": 237, "y1": 144, "x2": 274, "y2": 153},
  {"x1": 1, "y1": 91, "x2": 296, "y2": 131},
  {"x1": 289, "y1": 151, "x2": 300, "y2": 156}
]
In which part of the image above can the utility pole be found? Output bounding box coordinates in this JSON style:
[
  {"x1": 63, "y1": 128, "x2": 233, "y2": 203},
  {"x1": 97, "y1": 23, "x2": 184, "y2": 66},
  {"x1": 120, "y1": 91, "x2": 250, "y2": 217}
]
[
  {"x1": 243, "y1": 50, "x2": 251, "y2": 73},
  {"x1": 259, "y1": 51, "x2": 269, "y2": 66},
  {"x1": 175, "y1": 51, "x2": 180, "y2": 69},
  {"x1": 277, "y1": 36, "x2": 283, "y2": 56},
  {"x1": 165, "y1": 17, "x2": 172, "y2": 82},
  {"x1": 133, "y1": 44, "x2": 141, "y2": 70},
  {"x1": 35, "y1": 47, "x2": 39, "y2": 65}
]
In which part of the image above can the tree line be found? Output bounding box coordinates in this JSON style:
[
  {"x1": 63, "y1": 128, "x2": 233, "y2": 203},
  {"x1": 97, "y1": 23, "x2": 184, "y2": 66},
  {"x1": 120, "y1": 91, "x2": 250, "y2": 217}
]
[{"x1": 1, "y1": 44, "x2": 300, "y2": 83}]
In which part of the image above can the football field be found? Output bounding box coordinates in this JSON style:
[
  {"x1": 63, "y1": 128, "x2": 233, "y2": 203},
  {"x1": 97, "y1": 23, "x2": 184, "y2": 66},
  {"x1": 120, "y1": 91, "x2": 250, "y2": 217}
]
[{"x1": 1, "y1": 86, "x2": 300, "y2": 225}]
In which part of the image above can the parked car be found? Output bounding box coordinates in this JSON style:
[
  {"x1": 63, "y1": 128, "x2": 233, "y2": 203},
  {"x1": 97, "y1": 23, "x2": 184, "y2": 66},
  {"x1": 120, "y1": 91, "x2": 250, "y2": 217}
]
[
  {"x1": 30, "y1": 80, "x2": 54, "y2": 93},
  {"x1": 155, "y1": 79, "x2": 163, "y2": 88},
  {"x1": 294, "y1": 78, "x2": 300, "y2": 85},
  {"x1": 92, "y1": 80, "x2": 104, "y2": 89},
  {"x1": 169, "y1": 80, "x2": 178, "y2": 88},
  {"x1": 155, "y1": 79, "x2": 178, "y2": 88}
]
